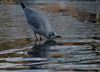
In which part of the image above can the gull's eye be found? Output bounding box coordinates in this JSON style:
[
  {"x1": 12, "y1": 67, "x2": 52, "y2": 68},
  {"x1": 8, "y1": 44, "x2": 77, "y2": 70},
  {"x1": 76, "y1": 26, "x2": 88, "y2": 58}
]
[
  {"x1": 49, "y1": 32, "x2": 55, "y2": 38},
  {"x1": 51, "y1": 32, "x2": 54, "y2": 36}
]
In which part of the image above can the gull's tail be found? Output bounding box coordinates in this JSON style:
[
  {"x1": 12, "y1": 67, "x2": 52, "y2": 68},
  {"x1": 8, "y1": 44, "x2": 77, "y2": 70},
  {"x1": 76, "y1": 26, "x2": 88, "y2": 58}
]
[{"x1": 20, "y1": 3, "x2": 26, "y2": 9}]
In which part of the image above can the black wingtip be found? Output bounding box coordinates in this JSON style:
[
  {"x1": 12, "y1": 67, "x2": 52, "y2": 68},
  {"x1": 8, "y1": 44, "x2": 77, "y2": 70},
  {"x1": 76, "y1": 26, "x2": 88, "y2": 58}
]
[{"x1": 20, "y1": 3, "x2": 25, "y2": 9}]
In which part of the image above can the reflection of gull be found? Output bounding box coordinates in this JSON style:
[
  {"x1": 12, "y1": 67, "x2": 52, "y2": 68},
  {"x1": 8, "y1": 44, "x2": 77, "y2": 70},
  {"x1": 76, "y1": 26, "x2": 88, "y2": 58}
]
[
  {"x1": 20, "y1": 3, "x2": 61, "y2": 40},
  {"x1": 27, "y1": 40, "x2": 57, "y2": 57}
]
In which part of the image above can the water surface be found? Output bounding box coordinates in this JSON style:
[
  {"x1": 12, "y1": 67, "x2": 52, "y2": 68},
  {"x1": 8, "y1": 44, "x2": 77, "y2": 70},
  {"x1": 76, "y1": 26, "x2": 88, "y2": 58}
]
[{"x1": 0, "y1": 1, "x2": 100, "y2": 72}]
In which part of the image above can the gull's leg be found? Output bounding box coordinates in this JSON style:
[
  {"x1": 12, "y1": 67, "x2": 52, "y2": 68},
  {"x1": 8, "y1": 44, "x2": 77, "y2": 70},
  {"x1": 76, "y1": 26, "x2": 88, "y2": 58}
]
[
  {"x1": 38, "y1": 35, "x2": 42, "y2": 44},
  {"x1": 34, "y1": 33, "x2": 38, "y2": 41},
  {"x1": 39, "y1": 35, "x2": 42, "y2": 41},
  {"x1": 38, "y1": 34, "x2": 44, "y2": 44}
]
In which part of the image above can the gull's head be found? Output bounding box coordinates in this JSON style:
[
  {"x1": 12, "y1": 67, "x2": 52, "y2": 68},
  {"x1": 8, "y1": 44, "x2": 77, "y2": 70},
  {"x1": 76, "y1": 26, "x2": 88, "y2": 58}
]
[{"x1": 47, "y1": 32, "x2": 62, "y2": 39}]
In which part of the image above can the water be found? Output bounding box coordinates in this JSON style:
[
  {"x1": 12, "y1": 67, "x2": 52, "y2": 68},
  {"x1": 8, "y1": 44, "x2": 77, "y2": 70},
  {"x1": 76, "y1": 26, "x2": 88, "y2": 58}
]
[{"x1": 0, "y1": 1, "x2": 100, "y2": 72}]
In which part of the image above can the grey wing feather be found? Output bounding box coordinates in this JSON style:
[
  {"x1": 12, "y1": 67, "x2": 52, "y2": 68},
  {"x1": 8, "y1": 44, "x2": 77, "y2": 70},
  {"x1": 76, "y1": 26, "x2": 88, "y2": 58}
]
[
  {"x1": 24, "y1": 8, "x2": 52, "y2": 34},
  {"x1": 28, "y1": 14, "x2": 41, "y2": 29},
  {"x1": 24, "y1": 8, "x2": 41, "y2": 29}
]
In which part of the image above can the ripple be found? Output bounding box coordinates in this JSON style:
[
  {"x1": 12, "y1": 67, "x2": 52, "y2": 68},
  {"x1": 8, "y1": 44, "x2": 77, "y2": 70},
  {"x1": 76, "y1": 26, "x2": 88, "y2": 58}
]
[{"x1": 1, "y1": 57, "x2": 47, "y2": 62}]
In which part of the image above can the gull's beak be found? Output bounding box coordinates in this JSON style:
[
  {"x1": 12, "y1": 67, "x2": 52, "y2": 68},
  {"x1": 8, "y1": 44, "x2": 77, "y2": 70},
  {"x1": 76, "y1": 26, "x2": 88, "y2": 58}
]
[{"x1": 55, "y1": 35, "x2": 62, "y2": 38}]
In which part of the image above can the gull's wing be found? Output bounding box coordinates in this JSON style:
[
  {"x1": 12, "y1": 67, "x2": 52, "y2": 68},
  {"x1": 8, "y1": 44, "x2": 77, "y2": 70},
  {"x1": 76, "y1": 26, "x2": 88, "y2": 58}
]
[
  {"x1": 24, "y1": 8, "x2": 41, "y2": 29},
  {"x1": 24, "y1": 8, "x2": 52, "y2": 34}
]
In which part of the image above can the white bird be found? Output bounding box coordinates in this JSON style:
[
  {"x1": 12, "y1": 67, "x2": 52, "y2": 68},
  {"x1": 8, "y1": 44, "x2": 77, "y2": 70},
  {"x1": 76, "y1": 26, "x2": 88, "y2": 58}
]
[{"x1": 20, "y1": 3, "x2": 61, "y2": 40}]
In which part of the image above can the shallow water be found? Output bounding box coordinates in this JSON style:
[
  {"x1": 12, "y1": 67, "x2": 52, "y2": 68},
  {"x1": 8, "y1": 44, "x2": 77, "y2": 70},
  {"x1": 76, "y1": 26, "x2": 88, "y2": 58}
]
[{"x1": 0, "y1": 1, "x2": 100, "y2": 72}]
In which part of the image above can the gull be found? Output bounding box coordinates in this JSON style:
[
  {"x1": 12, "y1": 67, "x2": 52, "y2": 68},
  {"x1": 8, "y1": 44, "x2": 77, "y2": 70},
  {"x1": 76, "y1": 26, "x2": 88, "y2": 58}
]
[{"x1": 20, "y1": 3, "x2": 61, "y2": 40}]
